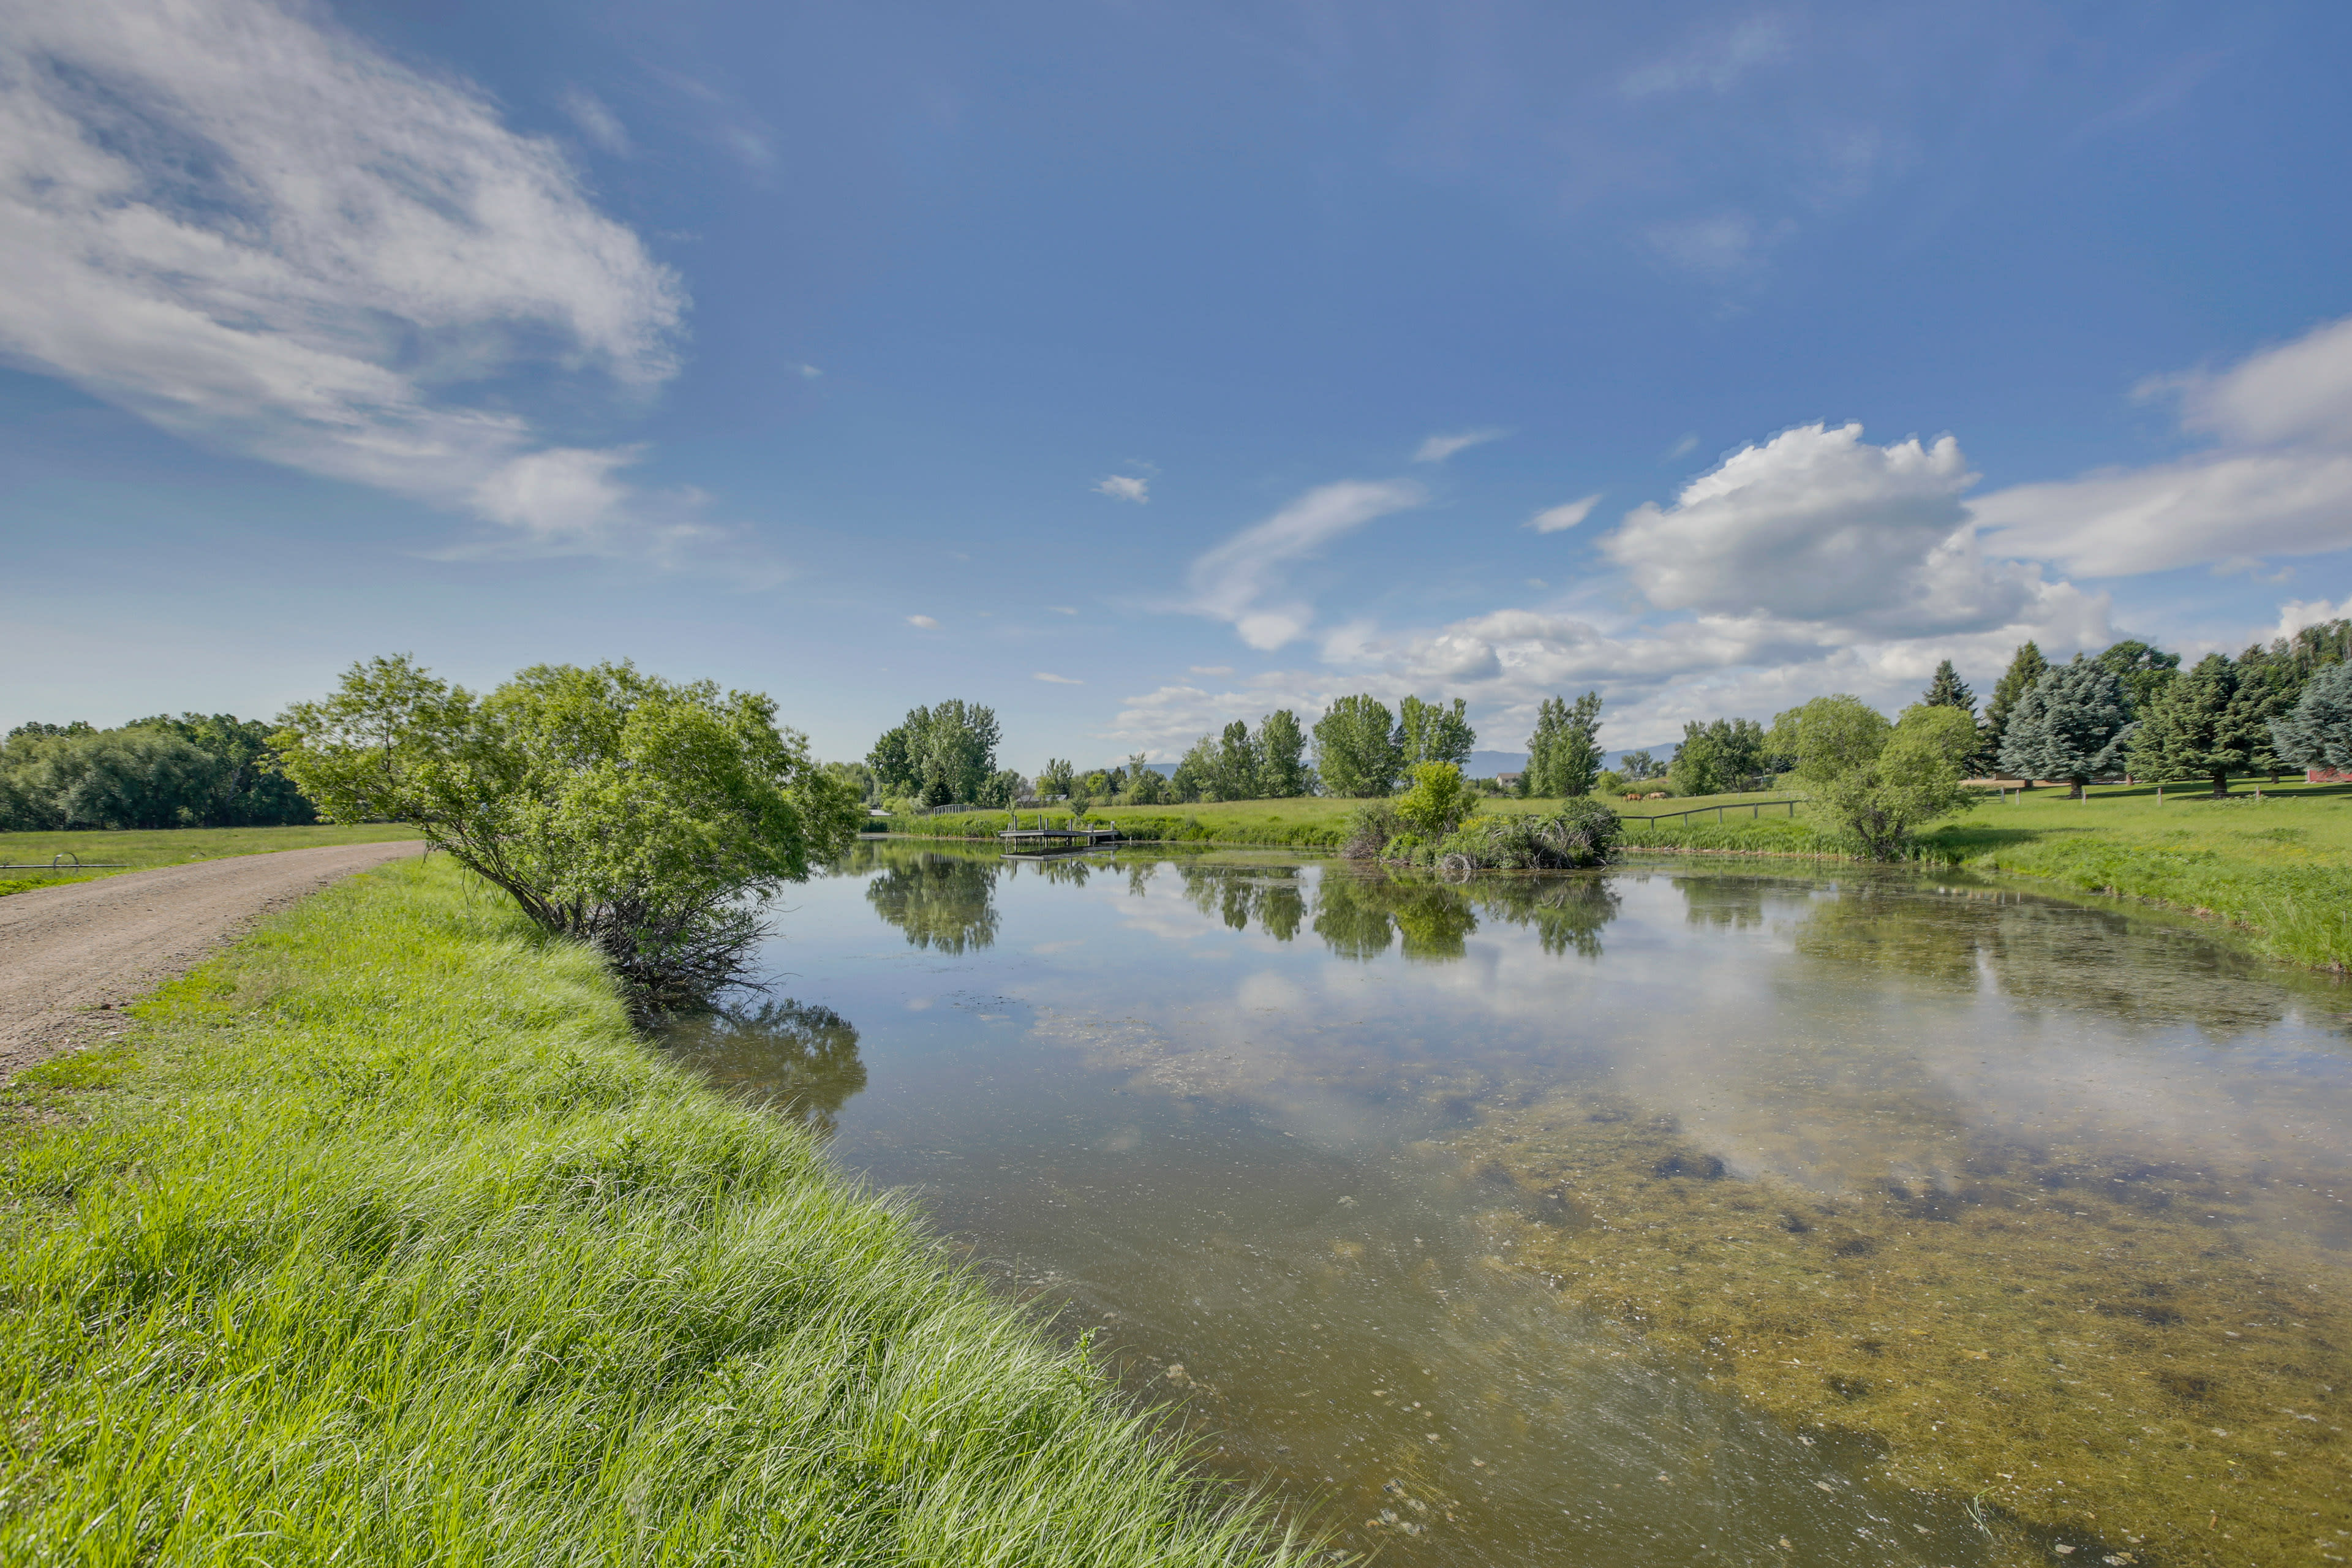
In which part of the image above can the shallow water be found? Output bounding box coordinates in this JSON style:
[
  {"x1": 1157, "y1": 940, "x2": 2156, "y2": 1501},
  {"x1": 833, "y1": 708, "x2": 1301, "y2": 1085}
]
[{"x1": 662, "y1": 845, "x2": 2352, "y2": 1567}]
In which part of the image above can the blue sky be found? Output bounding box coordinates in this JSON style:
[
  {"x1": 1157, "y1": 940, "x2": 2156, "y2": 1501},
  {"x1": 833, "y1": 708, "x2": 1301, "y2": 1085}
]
[{"x1": 4, "y1": 0, "x2": 2350, "y2": 769}]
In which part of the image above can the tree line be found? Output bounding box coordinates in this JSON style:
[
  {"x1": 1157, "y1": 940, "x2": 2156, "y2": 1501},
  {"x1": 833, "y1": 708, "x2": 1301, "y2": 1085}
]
[{"x1": 0, "y1": 714, "x2": 317, "y2": 831}]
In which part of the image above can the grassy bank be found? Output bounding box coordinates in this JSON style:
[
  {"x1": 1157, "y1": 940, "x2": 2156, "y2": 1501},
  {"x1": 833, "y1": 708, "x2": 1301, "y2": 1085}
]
[
  {"x1": 872, "y1": 793, "x2": 1599, "y2": 848},
  {"x1": 0, "y1": 823, "x2": 424, "y2": 895},
  {"x1": 0, "y1": 859, "x2": 1300, "y2": 1566},
  {"x1": 1624, "y1": 777, "x2": 2352, "y2": 970}
]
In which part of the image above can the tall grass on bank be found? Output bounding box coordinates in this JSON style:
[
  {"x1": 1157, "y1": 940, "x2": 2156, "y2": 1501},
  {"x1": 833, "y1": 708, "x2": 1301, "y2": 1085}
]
[
  {"x1": 0, "y1": 823, "x2": 425, "y2": 895},
  {"x1": 0, "y1": 859, "x2": 1303, "y2": 1567}
]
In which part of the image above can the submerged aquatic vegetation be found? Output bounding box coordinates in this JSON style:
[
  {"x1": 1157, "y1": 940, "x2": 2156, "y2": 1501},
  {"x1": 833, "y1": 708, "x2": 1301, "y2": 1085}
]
[{"x1": 1456, "y1": 1088, "x2": 2351, "y2": 1567}]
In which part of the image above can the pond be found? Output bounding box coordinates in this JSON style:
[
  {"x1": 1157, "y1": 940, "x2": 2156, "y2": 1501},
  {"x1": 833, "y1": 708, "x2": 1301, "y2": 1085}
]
[{"x1": 661, "y1": 843, "x2": 2352, "y2": 1567}]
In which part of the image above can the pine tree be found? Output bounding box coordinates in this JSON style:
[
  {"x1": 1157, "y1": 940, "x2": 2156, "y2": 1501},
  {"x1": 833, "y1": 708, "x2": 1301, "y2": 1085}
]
[
  {"x1": 1980, "y1": 642, "x2": 2049, "y2": 776},
  {"x1": 2128, "y1": 655, "x2": 2253, "y2": 795},
  {"x1": 1920, "y1": 659, "x2": 1974, "y2": 713},
  {"x1": 1997, "y1": 658, "x2": 2132, "y2": 797},
  {"x1": 2271, "y1": 662, "x2": 2352, "y2": 776}
]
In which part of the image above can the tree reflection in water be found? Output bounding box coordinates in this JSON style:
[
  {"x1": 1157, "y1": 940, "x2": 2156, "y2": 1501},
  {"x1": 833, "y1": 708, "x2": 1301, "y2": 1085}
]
[
  {"x1": 662, "y1": 1000, "x2": 867, "y2": 1136},
  {"x1": 1312, "y1": 868, "x2": 1618, "y2": 962},
  {"x1": 862, "y1": 848, "x2": 1001, "y2": 953},
  {"x1": 1173, "y1": 862, "x2": 1306, "y2": 940}
]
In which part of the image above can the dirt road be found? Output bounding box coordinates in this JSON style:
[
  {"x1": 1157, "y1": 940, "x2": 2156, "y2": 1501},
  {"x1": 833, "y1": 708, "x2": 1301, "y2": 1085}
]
[{"x1": 0, "y1": 841, "x2": 424, "y2": 1077}]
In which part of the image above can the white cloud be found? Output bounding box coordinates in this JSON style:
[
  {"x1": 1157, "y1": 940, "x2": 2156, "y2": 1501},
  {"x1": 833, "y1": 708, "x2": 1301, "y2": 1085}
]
[
  {"x1": 559, "y1": 86, "x2": 630, "y2": 155},
  {"x1": 1665, "y1": 433, "x2": 1700, "y2": 461},
  {"x1": 1105, "y1": 672, "x2": 1336, "y2": 753},
  {"x1": 1185, "y1": 478, "x2": 1427, "y2": 649},
  {"x1": 1603, "y1": 422, "x2": 2042, "y2": 635},
  {"x1": 1189, "y1": 665, "x2": 1234, "y2": 676},
  {"x1": 1527, "y1": 493, "x2": 1602, "y2": 533},
  {"x1": 1095, "y1": 473, "x2": 1150, "y2": 503},
  {"x1": 1049, "y1": 605, "x2": 1079, "y2": 615},
  {"x1": 1972, "y1": 315, "x2": 2352, "y2": 576},
  {"x1": 1033, "y1": 671, "x2": 1083, "y2": 684},
  {"x1": 1644, "y1": 211, "x2": 1784, "y2": 278},
  {"x1": 907, "y1": 615, "x2": 940, "y2": 629},
  {"x1": 1413, "y1": 428, "x2": 1511, "y2": 464},
  {"x1": 0, "y1": 0, "x2": 689, "y2": 556},
  {"x1": 2276, "y1": 594, "x2": 2352, "y2": 642},
  {"x1": 1621, "y1": 16, "x2": 1792, "y2": 98},
  {"x1": 796, "y1": 363, "x2": 824, "y2": 379}
]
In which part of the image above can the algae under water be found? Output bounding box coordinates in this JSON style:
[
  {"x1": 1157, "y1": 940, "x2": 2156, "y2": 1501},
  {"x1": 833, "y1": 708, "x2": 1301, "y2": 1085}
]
[{"x1": 665, "y1": 844, "x2": 2352, "y2": 1567}]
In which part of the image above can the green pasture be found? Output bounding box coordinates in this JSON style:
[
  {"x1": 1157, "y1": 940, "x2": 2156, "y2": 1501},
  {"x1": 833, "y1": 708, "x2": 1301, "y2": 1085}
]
[{"x1": 0, "y1": 823, "x2": 424, "y2": 895}]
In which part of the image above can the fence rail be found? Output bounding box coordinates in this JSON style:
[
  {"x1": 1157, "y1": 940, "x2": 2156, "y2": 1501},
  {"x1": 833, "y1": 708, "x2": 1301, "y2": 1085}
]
[{"x1": 1619, "y1": 798, "x2": 1806, "y2": 826}]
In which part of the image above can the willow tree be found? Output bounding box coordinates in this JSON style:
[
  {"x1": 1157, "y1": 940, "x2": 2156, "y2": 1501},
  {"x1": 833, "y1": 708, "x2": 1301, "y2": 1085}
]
[
  {"x1": 276, "y1": 656, "x2": 862, "y2": 1020},
  {"x1": 1770, "y1": 696, "x2": 1980, "y2": 859}
]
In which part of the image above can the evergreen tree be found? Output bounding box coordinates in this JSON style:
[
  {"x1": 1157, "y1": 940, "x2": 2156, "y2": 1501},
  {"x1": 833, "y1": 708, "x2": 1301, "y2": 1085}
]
[
  {"x1": 1313, "y1": 695, "x2": 1403, "y2": 797},
  {"x1": 2127, "y1": 654, "x2": 2258, "y2": 795},
  {"x1": 1525, "y1": 692, "x2": 1603, "y2": 797},
  {"x1": 1980, "y1": 641, "x2": 2050, "y2": 773},
  {"x1": 1997, "y1": 658, "x2": 2133, "y2": 797},
  {"x1": 1398, "y1": 695, "x2": 1476, "y2": 768},
  {"x1": 1920, "y1": 660, "x2": 1974, "y2": 713},
  {"x1": 1256, "y1": 709, "x2": 1312, "y2": 797},
  {"x1": 2270, "y1": 662, "x2": 2352, "y2": 776},
  {"x1": 2094, "y1": 639, "x2": 2181, "y2": 716}
]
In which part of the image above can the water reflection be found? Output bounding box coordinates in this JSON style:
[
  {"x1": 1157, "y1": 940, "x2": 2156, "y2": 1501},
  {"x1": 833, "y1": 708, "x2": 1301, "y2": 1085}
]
[
  {"x1": 674, "y1": 846, "x2": 2352, "y2": 1567},
  {"x1": 660, "y1": 999, "x2": 867, "y2": 1134},
  {"x1": 861, "y1": 846, "x2": 1000, "y2": 952}
]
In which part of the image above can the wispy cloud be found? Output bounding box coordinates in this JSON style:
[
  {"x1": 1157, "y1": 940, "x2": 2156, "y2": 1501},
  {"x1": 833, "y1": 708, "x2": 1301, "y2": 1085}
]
[
  {"x1": 0, "y1": 0, "x2": 693, "y2": 559},
  {"x1": 1185, "y1": 478, "x2": 1427, "y2": 650},
  {"x1": 1094, "y1": 473, "x2": 1150, "y2": 502},
  {"x1": 1665, "y1": 433, "x2": 1700, "y2": 461},
  {"x1": 1620, "y1": 15, "x2": 1792, "y2": 99},
  {"x1": 907, "y1": 614, "x2": 940, "y2": 629},
  {"x1": 1049, "y1": 605, "x2": 1079, "y2": 615},
  {"x1": 1033, "y1": 671, "x2": 1084, "y2": 684},
  {"x1": 558, "y1": 86, "x2": 630, "y2": 155},
  {"x1": 1413, "y1": 428, "x2": 1512, "y2": 464},
  {"x1": 1527, "y1": 493, "x2": 1602, "y2": 533}
]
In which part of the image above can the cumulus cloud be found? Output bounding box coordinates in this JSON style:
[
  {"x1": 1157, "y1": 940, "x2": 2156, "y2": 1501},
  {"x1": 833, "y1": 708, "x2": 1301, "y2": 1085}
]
[
  {"x1": 1185, "y1": 478, "x2": 1427, "y2": 650},
  {"x1": 0, "y1": 0, "x2": 692, "y2": 556},
  {"x1": 1095, "y1": 473, "x2": 1150, "y2": 502},
  {"x1": 1414, "y1": 428, "x2": 1511, "y2": 464},
  {"x1": 2276, "y1": 594, "x2": 2352, "y2": 642},
  {"x1": 1972, "y1": 315, "x2": 2352, "y2": 576},
  {"x1": 907, "y1": 614, "x2": 939, "y2": 629},
  {"x1": 1602, "y1": 422, "x2": 2047, "y2": 635},
  {"x1": 1105, "y1": 672, "x2": 1336, "y2": 754},
  {"x1": 1527, "y1": 493, "x2": 1602, "y2": 532}
]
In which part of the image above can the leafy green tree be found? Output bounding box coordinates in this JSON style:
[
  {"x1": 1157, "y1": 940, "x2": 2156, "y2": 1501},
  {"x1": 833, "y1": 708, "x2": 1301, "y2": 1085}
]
[
  {"x1": 977, "y1": 768, "x2": 1027, "y2": 809},
  {"x1": 1391, "y1": 761, "x2": 1482, "y2": 838},
  {"x1": 1770, "y1": 696, "x2": 1980, "y2": 860},
  {"x1": 276, "y1": 656, "x2": 861, "y2": 1020},
  {"x1": 1036, "y1": 758, "x2": 1076, "y2": 799},
  {"x1": 1997, "y1": 659, "x2": 2133, "y2": 797},
  {"x1": 1398, "y1": 695, "x2": 1475, "y2": 769},
  {"x1": 1525, "y1": 692, "x2": 1603, "y2": 797},
  {"x1": 1257, "y1": 709, "x2": 1311, "y2": 797},
  {"x1": 1618, "y1": 748, "x2": 1660, "y2": 782},
  {"x1": 1980, "y1": 641, "x2": 2050, "y2": 772},
  {"x1": 1669, "y1": 717, "x2": 1767, "y2": 796},
  {"x1": 1920, "y1": 660, "x2": 1975, "y2": 712},
  {"x1": 1212, "y1": 720, "x2": 1262, "y2": 800},
  {"x1": 2271, "y1": 662, "x2": 2352, "y2": 775},
  {"x1": 0, "y1": 727, "x2": 222, "y2": 830},
  {"x1": 2095, "y1": 639, "x2": 2180, "y2": 715},
  {"x1": 867, "y1": 700, "x2": 1001, "y2": 806},
  {"x1": 1314, "y1": 695, "x2": 1403, "y2": 797},
  {"x1": 127, "y1": 712, "x2": 317, "y2": 825}
]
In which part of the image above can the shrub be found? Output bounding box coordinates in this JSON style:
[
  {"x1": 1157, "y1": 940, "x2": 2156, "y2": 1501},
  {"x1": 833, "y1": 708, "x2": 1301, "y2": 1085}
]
[
  {"x1": 1438, "y1": 799, "x2": 1621, "y2": 870},
  {"x1": 1391, "y1": 761, "x2": 1482, "y2": 837}
]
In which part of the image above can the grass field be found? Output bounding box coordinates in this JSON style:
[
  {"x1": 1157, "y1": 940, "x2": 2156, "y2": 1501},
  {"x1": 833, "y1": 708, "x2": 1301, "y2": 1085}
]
[
  {"x1": 0, "y1": 823, "x2": 424, "y2": 896},
  {"x1": 0, "y1": 858, "x2": 1302, "y2": 1566}
]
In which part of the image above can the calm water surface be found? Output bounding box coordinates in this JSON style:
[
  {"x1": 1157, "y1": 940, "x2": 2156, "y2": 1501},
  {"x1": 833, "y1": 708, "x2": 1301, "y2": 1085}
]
[{"x1": 662, "y1": 845, "x2": 2352, "y2": 1567}]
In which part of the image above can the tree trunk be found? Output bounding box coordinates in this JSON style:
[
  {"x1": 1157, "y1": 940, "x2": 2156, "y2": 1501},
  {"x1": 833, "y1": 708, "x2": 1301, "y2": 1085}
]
[{"x1": 2210, "y1": 772, "x2": 2229, "y2": 797}]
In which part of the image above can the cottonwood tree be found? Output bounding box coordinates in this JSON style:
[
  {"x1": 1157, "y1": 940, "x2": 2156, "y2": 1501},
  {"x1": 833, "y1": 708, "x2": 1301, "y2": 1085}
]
[
  {"x1": 1997, "y1": 659, "x2": 2133, "y2": 797},
  {"x1": 1314, "y1": 695, "x2": 1404, "y2": 797},
  {"x1": 1769, "y1": 696, "x2": 1980, "y2": 860},
  {"x1": 1036, "y1": 758, "x2": 1076, "y2": 799},
  {"x1": 277, "y1": 656, "x2": 861, "y2": 1020},
  {"x1": 1669, "y1": 716, "x2": 1766, "y2": 797},
  {"x1": 1525, "y1": 692, "x2": 1604, "y2": 798},
  {"x1": 2270, "y1": 662, "x2": 2352, "y2": 775},
  {"x1": 1398, "y1": 695, "x2": 1476, "y2": 769},
  {"x1": 867, "y1": 700, "x2": 1001, "y2": 807},
  {"x1": 2095, "y1": 639, "x2": 2180, "y2": 715},
  {"x1": 1980, "y1": 641, "x2": 2050, "y2": 771},
  {"x1": 1256, "y1": 709, "x2": 1312, "y2": 796}
]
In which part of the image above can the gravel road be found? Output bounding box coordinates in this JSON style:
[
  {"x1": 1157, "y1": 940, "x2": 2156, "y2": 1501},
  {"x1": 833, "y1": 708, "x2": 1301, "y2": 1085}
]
[{"x1": 0, "y1": 841, "x2": 424, "y2": 1078}]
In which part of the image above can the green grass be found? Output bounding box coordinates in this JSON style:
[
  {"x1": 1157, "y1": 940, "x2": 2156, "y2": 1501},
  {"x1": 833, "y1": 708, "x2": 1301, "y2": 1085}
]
[
  {"x1": 0, "y1": 823, "x2": 424, "y2": 895},
  {"x1": 0, "y1": 859, "x2": 1305, "y2": 1567},
  {"x1": 1623, "y1": 776, "x2": 2352, "y2": 971},
  {"x1": 875, "y1": 793, "x2": 1610, "y2": 848}
]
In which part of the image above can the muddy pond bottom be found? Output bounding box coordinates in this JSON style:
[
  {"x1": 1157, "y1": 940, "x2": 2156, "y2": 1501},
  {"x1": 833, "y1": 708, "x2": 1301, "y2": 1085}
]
[{"x1": 662, "y1": 845, "x2": 2352, "y2": 1568}]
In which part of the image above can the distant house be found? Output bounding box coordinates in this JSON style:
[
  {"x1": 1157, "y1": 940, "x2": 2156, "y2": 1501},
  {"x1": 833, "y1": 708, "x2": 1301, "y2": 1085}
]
[
  {"x1": 2310, "y1": 767, "x2": 2352, "y2": 783},
  {"x1": 1496, "y1": 772, "x2": 1524, "y2": 791}
]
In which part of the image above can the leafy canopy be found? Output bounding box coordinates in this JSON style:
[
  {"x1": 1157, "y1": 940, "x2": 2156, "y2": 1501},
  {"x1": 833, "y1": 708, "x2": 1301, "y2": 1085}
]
[
  {"x1": 276, "y1": 656, "x2": 861, "y2": 1018},
  {"x1": 1770, "y1": 695, "x2": 1980, "y2": 861},
  {"x1": 1525, "y1": 692, "x2": 1604, "y2": 798},
  {"x1": 1314, "y1": 695, "x2": 1403, "y2": 798}
]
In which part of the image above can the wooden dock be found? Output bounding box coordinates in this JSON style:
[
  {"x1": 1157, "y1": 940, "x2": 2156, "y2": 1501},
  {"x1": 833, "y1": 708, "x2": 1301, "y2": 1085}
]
[{"x1": 998, "y1": 818, "x2": 1122, "y2": 851}]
